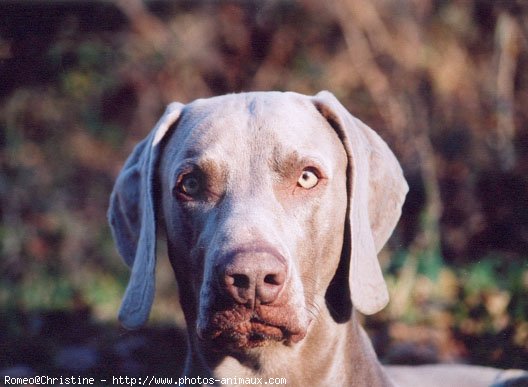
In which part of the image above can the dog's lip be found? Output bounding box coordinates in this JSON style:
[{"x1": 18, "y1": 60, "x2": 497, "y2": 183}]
[{"x1": 198, "y1": 316, "x2": 306, "y2": 349}]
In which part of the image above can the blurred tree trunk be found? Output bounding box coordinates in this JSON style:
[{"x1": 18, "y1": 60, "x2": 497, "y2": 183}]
[{"x1": 493, "y1": 12, "x2": 521, "y2": 170}]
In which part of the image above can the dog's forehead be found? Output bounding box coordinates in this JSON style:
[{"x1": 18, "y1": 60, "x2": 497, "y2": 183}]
[{"x1": 167, "y1": 92, "x2": 341, "y2": 162}]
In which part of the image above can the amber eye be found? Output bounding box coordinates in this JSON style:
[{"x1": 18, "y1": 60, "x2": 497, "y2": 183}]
[
  {"x1": 177, "y1": 174, "x2": 202, "y2": 197},
  {"x1": 297, "y1": 169, "x2": 319, "y2": 189}
]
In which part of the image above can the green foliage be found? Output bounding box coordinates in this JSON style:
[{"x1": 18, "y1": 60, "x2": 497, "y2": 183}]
[
  {"x1": 417, "y1": 248, "x2": 444, "y2": 281},
  {"x1": 378, "y1": 253, "x2": 528, "y2": 367},
  {"x1": 0, "y1": 264, "x2": 124, "y2": 314},
  {"x1": 460, "y1": 259, "x2": 499, "y2": 295}
]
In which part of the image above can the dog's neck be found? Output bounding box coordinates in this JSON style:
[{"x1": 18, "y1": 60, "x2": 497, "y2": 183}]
[{"x1": 183, "y1": 308, "x2": 394, "y2": 387}]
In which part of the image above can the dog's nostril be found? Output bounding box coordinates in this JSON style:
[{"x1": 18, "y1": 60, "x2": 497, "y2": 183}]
[
  {"x1": 264, "y1": 274, "x2": 279, "y2": 285},
  {"x1": 231, "y1": 274, "x2": 250, "y2": 289},
  {"x1": 264, "y1": 270, "x2": 285, "y2": 286}
]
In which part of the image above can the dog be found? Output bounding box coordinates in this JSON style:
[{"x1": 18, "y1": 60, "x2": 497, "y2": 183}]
[{"x1": 109, "y1": 91, "x2": 527, "y2": 386}]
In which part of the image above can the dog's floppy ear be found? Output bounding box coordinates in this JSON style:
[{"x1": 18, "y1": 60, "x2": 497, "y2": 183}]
[
  {"x1": 108, "y1": 102, "x2": 184, "y2": 329},
  {"x1": 312, "y1": 91, "x2": 408, "y2": 315}
]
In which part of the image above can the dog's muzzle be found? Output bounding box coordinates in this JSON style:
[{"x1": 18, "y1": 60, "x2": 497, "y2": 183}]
[{"x1": 197, "y1": 246, "x2": 308, "y2": 349}]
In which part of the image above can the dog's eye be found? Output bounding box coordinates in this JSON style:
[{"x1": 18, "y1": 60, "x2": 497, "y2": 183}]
[
  {"x1": 177, "y1": 174, "x2": 202, "y2": 197},
  {"x1": 297, "y1": 168, "x2": 319, "y2": 189}
]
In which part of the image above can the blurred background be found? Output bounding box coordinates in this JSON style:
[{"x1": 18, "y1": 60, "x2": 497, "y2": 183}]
[{"x1": 1, "y1": 0, "x2": 527, "y2": 379}]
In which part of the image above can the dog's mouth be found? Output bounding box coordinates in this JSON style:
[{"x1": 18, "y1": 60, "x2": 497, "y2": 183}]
[
  {"x1": 211, "y1": 319, "x2": 286, "y2": 349},
  {"x1": 199, "y1": 312, "x2": 307, "y2": 350}
]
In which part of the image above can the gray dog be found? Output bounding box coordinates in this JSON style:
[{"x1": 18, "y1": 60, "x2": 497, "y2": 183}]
[{"x1": 109, "y1": 91, "x2": 526, "y2": 386}]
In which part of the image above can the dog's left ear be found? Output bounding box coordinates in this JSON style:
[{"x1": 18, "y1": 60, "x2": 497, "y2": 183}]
[
  {"x1": 108, "y1": 102, "x2": 184, "y2": 329},
  {"x1": 312, "y1": 91, "x2": 408, "y2": 315}
]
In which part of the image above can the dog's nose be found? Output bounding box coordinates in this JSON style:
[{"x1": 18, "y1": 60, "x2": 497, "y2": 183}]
[{"x1": 218, "y1": 249, "x2": 287, "y2": 307}]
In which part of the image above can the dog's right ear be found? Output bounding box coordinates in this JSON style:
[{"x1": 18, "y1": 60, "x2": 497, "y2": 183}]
[{"x1": 108, "y1": 102, "x2": 184, "y2": 329}]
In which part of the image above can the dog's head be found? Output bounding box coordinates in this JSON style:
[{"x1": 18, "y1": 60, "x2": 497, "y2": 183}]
[{"x1": 108, "y1": 91, "x2": 408, "y2": 352}]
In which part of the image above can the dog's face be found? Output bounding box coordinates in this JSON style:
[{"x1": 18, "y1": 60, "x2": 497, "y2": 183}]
[
  {"x1": 109, "y1": 91, "x2": 407, "y2": 356},
  {"x1": 159, "y1": 93, "x2": 348, "y2": 351}
]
